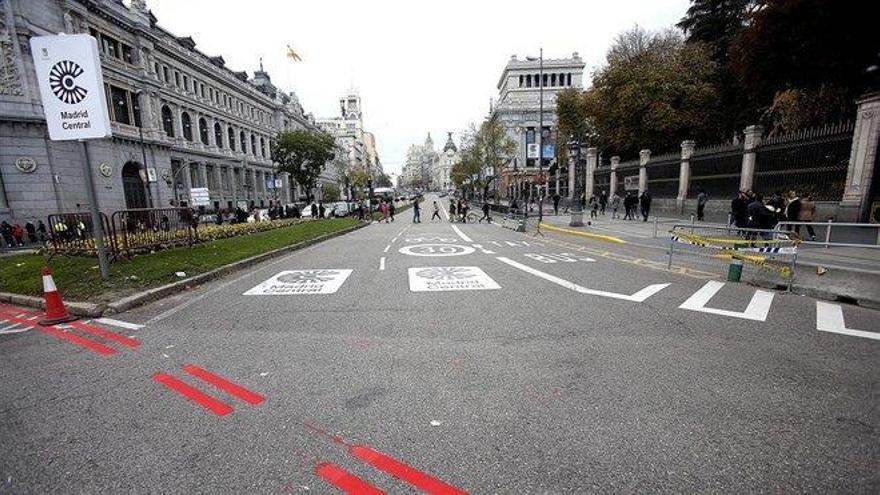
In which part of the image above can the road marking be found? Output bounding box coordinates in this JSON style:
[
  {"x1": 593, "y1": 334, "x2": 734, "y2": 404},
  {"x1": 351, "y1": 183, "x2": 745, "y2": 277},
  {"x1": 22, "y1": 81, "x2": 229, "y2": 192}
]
[
  {"x1": 349, "y1": 444, "x2": 467, "y2": 495},
  {"x1": 523, "y1": 253, "x2": 596, "y2": 264},
  {"x1": 244, "y1": 269, "x2": 353, "y2": 295},
  {"x1": 678, "y1": 281, "x2": 773, "y2": 321},
  {"x1": 151, "y1": 372, "x2": 233, "y2": 416},
  {"x1": 409, "y1": 266, "x2": 501, "y2": 292},
  {"x1": 63, "y1": 320, "x2": 140, "y2": 348},
  {"x1": 472, "y1": 244, "x2": 496, "y2": 254},
  {"x1": 383, "y1": 244, "x2": 391, "y2": 253},
  {"x1": 0, "y1": 323, "x2": 29, "y2": 335},
  {"x1": 379, "y1": 257, "x2": 386, "y2": 271},
  {"x1": 399, "y1": 244, "x2": 475, "y2": 257},
  {"x1": 0, "y1": 309, "x2": 117, "y2": 354},
  {"x1": 93, "y1": 317, "x2": 144, "y2": 330},
  {"x1": 315, "y1": 463, "x2": 385, "y2": 495},
  {"x1": 496, "y1": 256, "x2": 668, "y2": 302},
  {"x1": 182, "y1": 364, "x2": 265, "y2": 405},
  {"x1": 816, "y1": 302, "x2": 880, "y2": 340},
  {"x1": 451, "y1": 224, "x2": 473, "y2": 242},
  {"x1": 390, "y1": 236, "x2": 398, "y2": 243}
]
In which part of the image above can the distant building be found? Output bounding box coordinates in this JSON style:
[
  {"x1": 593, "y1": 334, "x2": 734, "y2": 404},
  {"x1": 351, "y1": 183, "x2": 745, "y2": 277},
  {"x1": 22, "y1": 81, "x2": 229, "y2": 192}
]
[
  {"x1": 436, "y1": 132, "x2": 459, "y2": 192},
  {"x1": 491, "y1": 53, "x2": 585, "y2": 200},
  {"x1": 1, "y1": 0, "x2": 321, "y2": 225},
  {"x1": 401, "y1": 133, "x2": 440, "y2": 190}
]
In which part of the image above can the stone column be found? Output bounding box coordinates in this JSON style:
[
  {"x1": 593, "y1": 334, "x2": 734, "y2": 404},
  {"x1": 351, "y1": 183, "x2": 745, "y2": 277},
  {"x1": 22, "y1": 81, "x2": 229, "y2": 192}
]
[
  {"x1": 198, "y1": 162, "x2": 209, "y2": 191},
  {"x1": 585, "y1": 147, "x2": 597, "y2": 198},
  {"x1": 740, "y1": 125, "x2": 763, "y2": 192},
  {"x1": 568, "y1": 154, "x2": 577, "y2": 200},
  {"x1": 839, "y1": 92, "x2": 880, "y2": 221},
  {"x1": 173, "y1": 105, "x2": 184, "y2": 141},
  {"x1": 678, "y1": 140, "x2": 695, "y2": 211},
  {"x1": 181, "y1": 162, "x2": 193, "y2": 205},
  {"x1": 639, "y1": 149, "x2": 650, "y2": 195},
  {"x1": 609, "y1": 156, "x2": 620, "y2": 197}
]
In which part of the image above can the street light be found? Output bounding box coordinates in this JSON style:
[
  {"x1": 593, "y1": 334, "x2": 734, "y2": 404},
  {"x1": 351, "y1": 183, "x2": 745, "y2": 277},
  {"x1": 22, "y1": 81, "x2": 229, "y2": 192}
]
[
  {"x1": 567, "y1": 136, "x2": 584, "y2": 227},
  {"x1": 526, "y1": 48, "x2": 545, "y2": 229}
]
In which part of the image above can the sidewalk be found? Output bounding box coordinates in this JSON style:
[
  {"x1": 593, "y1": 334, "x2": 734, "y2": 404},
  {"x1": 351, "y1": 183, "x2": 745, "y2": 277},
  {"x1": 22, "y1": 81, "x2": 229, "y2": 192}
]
[{"x1": 540, "y1": 211, "x2": 880, "y2": 308}]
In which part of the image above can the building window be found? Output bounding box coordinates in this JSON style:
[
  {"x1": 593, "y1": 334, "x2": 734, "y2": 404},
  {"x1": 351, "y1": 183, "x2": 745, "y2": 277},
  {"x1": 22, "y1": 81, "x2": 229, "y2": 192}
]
[
  {"x1": 174, "y1": 71, "x2": 180, "y2": 87},
  {"x1": 519, "y1": 75, "x2": 523, "y2": 87},
  {"x1": 183, "y1": 75, "x2": 189, "y2": 92},
  {"x1": 567, "y1": 73, "x2": 572, "y2": 86},
  {"x1": 250, "y1": 134, "x2": 256, "y2": 155},
  {"x1": 550, "y1": 73, "x2": 556, "y2": 86},
  {"x1": 220, "y1": 166, "x2": 230, "y2": 191},
  {"x1": 198, "y1": 117, "x2": 209, "y2": 145},
  {"x1": 161, "y1": 105, "x2": 174, "y2": 137},
  {"x1": 0, "y1": 168, "x2": 8, "y2": 209},
  {"x1": 182, "y1": 112, "x2": 193, "y2": 141},
  {"x1": 542, "y1": 74, "x2": 548, "y2": 87},
  {"x1": 163, "y1": 66, "x2": 169, "y2": 82},
  {"x1": 228, "y1": 127, "x2": 236, "y2": 151},
  {"x1": 121, "y1": 44, "x2": 134, "y2": 64},
  {"x1": 190, "y1": 164, "x2": 200, "y2": 188},
  {"x1": 240, "y1": 131, "x2": 246, "y2": 152},
  {"x1": 100, "y1": 34, "x2": 119, "y2": 59},
  {"x1": 153, "y1": 62, "x2": 160, "y2": 77},
  {"x1": 214, "y1": 122, "x2": 223, "y2": 148},
  {"x1": 206, "y1": 165, "x2": 217, "y2": 190},
  {"x1": 260, "y1": 137, "x2": 266, "y2": 158},
  {"x1": 108, "y1": 85, "x2": 131, "y2": 125}
]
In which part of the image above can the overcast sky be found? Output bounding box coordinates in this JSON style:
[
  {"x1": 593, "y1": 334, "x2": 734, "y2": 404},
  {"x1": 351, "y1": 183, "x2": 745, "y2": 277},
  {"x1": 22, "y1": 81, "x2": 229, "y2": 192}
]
[{"x1": 146, "y1": 0, "x2": 690, "y2": 176}]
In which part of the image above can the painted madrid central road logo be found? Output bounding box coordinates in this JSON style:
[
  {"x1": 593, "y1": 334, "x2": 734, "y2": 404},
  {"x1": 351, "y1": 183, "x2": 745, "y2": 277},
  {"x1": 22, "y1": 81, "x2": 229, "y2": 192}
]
[
  {"x1": 49, "y1": 60, "x2": 88, "y2": 104},
  {"x1": 244, "y1": 269, "x2": 352, "y2": 295}
]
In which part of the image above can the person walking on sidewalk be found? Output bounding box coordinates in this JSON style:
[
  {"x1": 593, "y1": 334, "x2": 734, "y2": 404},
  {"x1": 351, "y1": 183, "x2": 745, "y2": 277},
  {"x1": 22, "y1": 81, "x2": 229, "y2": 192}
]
[
  {"x1": 639, "y1": 190, "x2": 652, "y2": 222},
  {"x1": 412, "y1": 196, "x2": 421, "y2": 223},
  {"x1": 553, "y1": 193, "x2": 560, "y2": 215},
  {"x1": 379, "y1": 200, "x2": 389, "y2": 223},
  {"x1": 623, "y1": 192, "x2": 635, "y2": 220},
  {"x1": 430, "y1": 201, "x2": 442, "y2": 221},
  {"x1": 589, "y1": 194, "x2": 599, "y2": 219},
  {"x1": 697, "y1": 188, "x2": 708, "y2": 221},
  {"x1": 599, "y1": 190, "x2": 608, "y2": 215},
  {"x1": 460, "y1": 200, "x2": 470, "y2": 223},
  {"x1": 731, "y1": 190, "x2": 749, "y2": 228},
  {"x1": 797, "y1": 193, "x2": 817, "y2": 240},
  {"x1": 478, "y1": 201, "x2": 491, "y2": 223},
  {"x1": 389, "y1": 200, "x2": 396, "y2": 222},
  {"x1": 610, "y1": 192, "x2": 621, "y2": 219},
  {"x1": 449, "y1": 200, "x2": 457, "y2": 222}
]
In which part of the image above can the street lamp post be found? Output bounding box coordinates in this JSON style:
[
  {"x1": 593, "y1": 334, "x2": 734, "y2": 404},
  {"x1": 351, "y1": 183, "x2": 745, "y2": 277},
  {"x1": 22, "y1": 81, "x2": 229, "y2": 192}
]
[
  {"x1": 134, "y1": 90, "x2": 154, "y2": 208},
  {"x1": 527, "y1": 48, "x2": 545, "y2": 229},
  {"x1": 567, "y1": 137, "x2": 584, "y2": 227}
]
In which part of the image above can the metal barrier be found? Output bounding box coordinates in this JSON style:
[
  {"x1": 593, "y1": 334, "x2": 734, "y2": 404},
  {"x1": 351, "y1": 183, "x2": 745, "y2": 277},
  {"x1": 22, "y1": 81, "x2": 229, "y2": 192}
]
[
  {"x1": 110, "y1": 207, "x2": 197, "y2": 256},
  {"x1": 776, "y1": 221, "x2": 880, "y2": 249},
  {"x1": 47, "y1": 212, "x2": 116, "y2": 257},
  {"x1": 499, "y1": 209, "x2": 527, "y2": 232},
  {"x1": 668, "y1": 224, "x2": 800, "y2": 290}
]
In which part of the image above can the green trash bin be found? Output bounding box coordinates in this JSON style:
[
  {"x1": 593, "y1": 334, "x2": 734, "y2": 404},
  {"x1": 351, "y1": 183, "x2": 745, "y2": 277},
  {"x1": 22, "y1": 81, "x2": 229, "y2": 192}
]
[{"x1": 728, "y1": 258, "x2": 743, "y2": 282}]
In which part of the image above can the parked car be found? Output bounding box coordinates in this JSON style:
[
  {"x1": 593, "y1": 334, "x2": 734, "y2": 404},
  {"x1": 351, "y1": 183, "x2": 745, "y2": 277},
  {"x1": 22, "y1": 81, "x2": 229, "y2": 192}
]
[{"x1": 329, "y1": 201, "x2": 353, "y2": 217}]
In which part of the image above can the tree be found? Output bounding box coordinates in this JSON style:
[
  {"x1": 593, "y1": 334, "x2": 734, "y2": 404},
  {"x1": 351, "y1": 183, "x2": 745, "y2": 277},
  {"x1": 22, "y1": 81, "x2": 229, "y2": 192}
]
[
  {"x1": 475, "y1": 116, "x2": 517, "y2": 202},
  {"x1": 271, "y1": 129, "x2": 336, "y2": 201},
  {"x1": 678, "y1": 0, "x2": 757, "y2": 136},
  {"x1": 730, "y1": 0, "x2": 880, "y2": 132},
  {"x1": 374, "y1": 172, "x2": 393, "y2": 188},
  {"x1": 586, "y1": 26, "x2": 722, "y2": 157}
]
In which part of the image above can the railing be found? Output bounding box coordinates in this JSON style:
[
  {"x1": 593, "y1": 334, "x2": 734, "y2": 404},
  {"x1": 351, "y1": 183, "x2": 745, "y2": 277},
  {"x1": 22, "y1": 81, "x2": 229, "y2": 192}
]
[
  {"x1": 776, "y1": 221, "x2": 880, "y2": 249},
  {"x1": 47, "y1": 212, "x2": 116, "y2": 257},
  {"x1": 110, "y1": 207, "x2": 198, "y2": 256}
]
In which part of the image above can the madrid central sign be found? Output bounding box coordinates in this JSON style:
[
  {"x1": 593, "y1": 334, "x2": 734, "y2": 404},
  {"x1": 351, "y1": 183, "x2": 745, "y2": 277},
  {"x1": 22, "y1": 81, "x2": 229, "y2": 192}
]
[{"x1": 29, "y1": 34, "x2": 111, "y2": 141}]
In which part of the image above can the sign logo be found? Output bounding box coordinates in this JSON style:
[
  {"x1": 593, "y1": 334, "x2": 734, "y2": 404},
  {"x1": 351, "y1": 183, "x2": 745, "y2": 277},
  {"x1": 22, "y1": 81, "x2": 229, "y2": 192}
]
[{"x1": 49, "y1": 60, "x2": 88, "y2": 104}]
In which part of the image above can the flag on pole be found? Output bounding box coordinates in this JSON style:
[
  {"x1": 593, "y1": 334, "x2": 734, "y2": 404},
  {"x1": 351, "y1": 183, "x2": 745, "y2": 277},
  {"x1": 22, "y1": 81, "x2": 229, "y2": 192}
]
[{"x1": 286, "y1": 45, "x2": 302, "y2": 62}]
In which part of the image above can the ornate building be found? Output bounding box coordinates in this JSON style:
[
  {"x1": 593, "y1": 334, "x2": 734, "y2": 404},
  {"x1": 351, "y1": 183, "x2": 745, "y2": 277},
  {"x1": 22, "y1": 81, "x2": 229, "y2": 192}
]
[
  {"x1": 401, "y1": 133, "x2": 440, "y2": 190},
  {"x1": 317, "y1": 90, "x2": 382, "y2": 183},
  {"x1": 0, "y1": 0, "x2": 323, "y2": 226},
  {"x1": 491, "y1": 53, "x2": 585, "y2": 200},
  {"x1": 436, "y1": 132, "x2": 458, "y2": 192}
]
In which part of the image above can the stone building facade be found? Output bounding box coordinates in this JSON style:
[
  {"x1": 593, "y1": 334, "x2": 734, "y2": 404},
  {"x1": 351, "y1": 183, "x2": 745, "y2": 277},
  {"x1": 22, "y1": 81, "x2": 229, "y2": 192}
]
[
  {"x1": 317, "y1": 90, "x2": 382, "y2": 182},
  {"x1": 490, "y1": 53, "x2": 585, "y2": 200},
  {"x1": 435, "y1": 132, "x2": 458, "y2": 192},
  {"x1": 401, "y1": 133, "x2": 439, "y2": 190},
  {"x1": 1, "y1": 0, "x2": 321, "y2": 226}
]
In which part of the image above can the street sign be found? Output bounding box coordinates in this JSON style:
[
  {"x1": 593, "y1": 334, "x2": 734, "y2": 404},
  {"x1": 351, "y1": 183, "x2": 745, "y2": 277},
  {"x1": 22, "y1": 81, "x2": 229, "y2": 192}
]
[
  {"x1": 542, "y1": 143, "x2": 555, "y2": 157},
  {"x1": 146, "y1": 168, "x2": 157, "y2": 183},
  {"x1": 29, "y1": 34, "x2": 111, "y2": 141},
  {"x1": 527, "y1": 143, "x2": 539, "y2": 159},
  {"x1": 190, "y1": 187, "x2": 210, "y2": 206},
  {"x1": 274, "y1": 178, "x2": 283, "y2": 188},
  {"x1": 624, "y1": 175, "x2": 639, "y2": 191}
]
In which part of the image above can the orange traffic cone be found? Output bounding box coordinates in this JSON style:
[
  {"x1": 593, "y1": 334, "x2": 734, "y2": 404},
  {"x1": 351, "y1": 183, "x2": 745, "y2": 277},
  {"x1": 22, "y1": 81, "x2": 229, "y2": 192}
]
[{"x1": 38, "y1": 266, "x2": 77, "y2": 326}]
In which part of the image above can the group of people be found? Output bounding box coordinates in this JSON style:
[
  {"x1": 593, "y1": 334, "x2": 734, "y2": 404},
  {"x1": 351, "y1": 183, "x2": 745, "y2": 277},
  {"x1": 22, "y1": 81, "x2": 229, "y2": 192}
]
[
  {"x1": 731, "y1": 189, "x2": 817, "y2": 239},
  {"x1": 1, "y1": 219, "x2": 48, "y2": 248},
  {"x1": 584, "y1": 190, "x2": 653, "y2": 222},
  {"x1": 378, "y1": 199, "x2": 396, "y2": 223}
]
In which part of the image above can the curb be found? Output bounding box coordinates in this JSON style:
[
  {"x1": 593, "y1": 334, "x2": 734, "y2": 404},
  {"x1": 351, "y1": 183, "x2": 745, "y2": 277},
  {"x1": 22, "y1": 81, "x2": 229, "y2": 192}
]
[
  {"x1": 539, "y1": 222, "x2": 627, "y2": 244},
  {"x1": 1, "y1": 221, "x2": 368, "y2": 317}
]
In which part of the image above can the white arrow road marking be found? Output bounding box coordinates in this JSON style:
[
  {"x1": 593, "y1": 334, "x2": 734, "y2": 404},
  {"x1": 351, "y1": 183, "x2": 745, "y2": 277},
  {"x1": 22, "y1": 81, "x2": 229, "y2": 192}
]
[
  {"x1": 816, "y1": 302, "x2": 880, "y2": 341},
  {"x1": 472, "y1": 244, "x2": 496, "y2": 254},
  {"x1": 496, "y1": 256, "x2": 668, "y2": 302},
  {"x1": 379, "y1": 257, "x2": 386, "y2": 271},
  {"x1": 679, "y1": 280, "x2": 774, "y2": 321}
]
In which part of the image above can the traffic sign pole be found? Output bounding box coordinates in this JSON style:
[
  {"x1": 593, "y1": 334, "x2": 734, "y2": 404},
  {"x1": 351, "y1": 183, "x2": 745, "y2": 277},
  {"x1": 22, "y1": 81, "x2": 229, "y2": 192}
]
[{"x1": 80, "y1": 140, "x2": 110, "y2": 280}]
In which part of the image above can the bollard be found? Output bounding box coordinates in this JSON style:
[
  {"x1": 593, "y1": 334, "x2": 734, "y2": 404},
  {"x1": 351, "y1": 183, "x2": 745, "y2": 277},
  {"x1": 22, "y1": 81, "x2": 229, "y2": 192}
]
[
  {"x1": 727, "y1": 258, "x2": 743, "y2": 282},
  {"x1": 653, "y1": 216, "x2": 659, "y2": 238}
]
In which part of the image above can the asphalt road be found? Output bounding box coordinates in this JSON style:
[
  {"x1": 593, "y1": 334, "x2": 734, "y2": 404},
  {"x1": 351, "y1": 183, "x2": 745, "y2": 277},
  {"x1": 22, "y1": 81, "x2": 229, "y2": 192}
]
[{"x1": 1, "y1": 195, "x2": 878, "y2": 493}]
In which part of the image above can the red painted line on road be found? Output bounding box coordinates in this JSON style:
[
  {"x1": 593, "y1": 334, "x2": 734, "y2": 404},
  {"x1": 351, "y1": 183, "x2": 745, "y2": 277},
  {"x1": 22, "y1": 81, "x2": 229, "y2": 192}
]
[
  {"x1": 0, "y1": 312, "x2": 115, "y2": 355},
  {"x1": 315, "y1": 462, "x2": 385, "y2": 495},
  {"x1": 182, "y1": 364, "x2": 265, "y2": 405},
  {"x1": 151, "y1": 373, "x2": 233, "y2": 416},
  {"x1": 349, "y1": 444, "x2": 468, "y2": 495},
  {"x1": 66, "y1": 321, "x2": 140, "y2": 348}
]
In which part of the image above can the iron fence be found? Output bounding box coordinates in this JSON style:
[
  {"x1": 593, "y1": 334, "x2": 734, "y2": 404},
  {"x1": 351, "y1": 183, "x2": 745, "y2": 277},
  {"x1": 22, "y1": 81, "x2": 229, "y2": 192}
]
[
  {"x1": 688, "y1": 143, "x2": 744, "y2": 200},
  {"x1": 753, "y1": 122, "x2": 853, "y2": 201},
  {"x1": 646, "y1": 155, "x2": 680, "y2": 198},
  {"x1": 47, "y1": 212, "x2": 116, "y2": 257},
  {"x1": 110, "y1": 207, "x2": 198, "y2": 256}
]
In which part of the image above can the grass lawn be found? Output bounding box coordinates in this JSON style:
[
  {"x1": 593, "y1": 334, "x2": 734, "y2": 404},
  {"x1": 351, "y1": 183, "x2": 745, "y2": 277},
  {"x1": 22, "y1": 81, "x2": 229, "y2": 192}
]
[{"x1": 0, "y1": 218, "x2": 359, "y2": 303}]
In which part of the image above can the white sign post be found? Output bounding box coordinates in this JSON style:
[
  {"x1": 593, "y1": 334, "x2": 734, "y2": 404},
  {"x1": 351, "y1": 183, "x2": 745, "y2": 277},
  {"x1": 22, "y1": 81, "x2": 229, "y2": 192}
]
[{"x1": 30, "y1": 34, "x2": 113, "y2": 279}]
